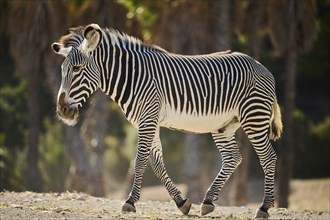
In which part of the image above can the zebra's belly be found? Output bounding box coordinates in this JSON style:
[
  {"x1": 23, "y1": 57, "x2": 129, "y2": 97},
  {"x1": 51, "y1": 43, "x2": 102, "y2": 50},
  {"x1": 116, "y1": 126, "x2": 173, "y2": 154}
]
[{"x1": 159, "y1": 108, "x2": 239, "y2": 134}]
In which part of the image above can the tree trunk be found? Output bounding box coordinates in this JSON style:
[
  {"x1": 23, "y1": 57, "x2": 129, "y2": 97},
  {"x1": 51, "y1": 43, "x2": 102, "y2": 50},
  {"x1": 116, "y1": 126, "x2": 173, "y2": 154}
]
[
  {"x1": 45, "y1": 0, "x2": 129, "y2": 196},
  {"x1": 151, "y1": 0, "x2": 233, "y2": 204},
  {"x1": 64, "y1": 126, "x2": 91, "y2": 192},
  {"x1": 212, "y1": 0, "x2": 232, "y2": 206},
  {"x1": 46, "y1": 30, "x2": 105, "y2": 196},
  {"x1": 230, "y1": 0, "x2": 265, "y2": 205},
  {"x1": 184, "y1": 134, "x2": 207, "y2": 203},
  {"x1": 151, "y1": 0, "x2": 210, "y2": 202},
  {"x1": 277, "y1": 49, "x2": 297, "y2": 208},
  {"x1": 24, "y1": 82, "x2": 43, "y2": 191},
  {"x1": 213, "y1": 0, "x2": 231, "y2": 51},
  {"x1": 80, "y1": 91, "x2": 109, "y2": 197},
  {"x1": 277, "y1": 1, "x2": 297, "y2": 208},
  {"x1": 230, "y1": 129, "x2": 250, "y2": 205},
  {"x1": 6, "y1": 1, "x2": 47, "y2": 192}
]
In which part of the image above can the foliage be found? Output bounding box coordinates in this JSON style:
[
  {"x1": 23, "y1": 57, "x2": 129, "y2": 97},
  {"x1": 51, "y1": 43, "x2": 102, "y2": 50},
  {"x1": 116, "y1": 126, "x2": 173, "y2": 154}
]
[
  {"x1": 0, "y1": 78, "x2": 27, "y2": 150},
  {"x1": 297, "y1": 0, "x2": 330, "y2": 120},
  {"x1": 0, "y1": 146, "x2": 24, "y2": 191},
  {"x1": 299, "y1": 3, "x2": 330, "y2": 78},
  {"x1": 117, "y1": 0, "x2": 160, "y2": 41},
  {"x1": 293, "y1": 112, "x2": 330, "y2": 178},
  {"x1": 0, "y1": 32, "x2": 27, "y2": 151},
  {"x1": 68, "y1": 0, "x2": 86, "y2": 8},
  {"x1": 306, "y1": 117, "x2": 330, "y2": 177}
]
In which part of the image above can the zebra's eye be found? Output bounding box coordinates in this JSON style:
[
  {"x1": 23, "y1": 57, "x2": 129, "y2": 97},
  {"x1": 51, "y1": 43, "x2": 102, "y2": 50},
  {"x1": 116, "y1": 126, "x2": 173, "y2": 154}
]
[{"x1": 72, "y1": 65, "x2": 83, "y2": 72}]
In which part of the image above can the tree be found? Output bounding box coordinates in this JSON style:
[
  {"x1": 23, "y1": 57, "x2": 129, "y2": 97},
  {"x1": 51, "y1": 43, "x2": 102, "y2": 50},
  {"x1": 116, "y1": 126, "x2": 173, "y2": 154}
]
[
  {"x1": 46, "y1": 0, "x2": 129, "y2": 196},
  {"x1": 152, "y1": 0, "x2": 232, "y2": 204},
  {"x1": 267, "y1": 0, "x2": 317, "y2": 208},
  {"x1": 209, "y1": 0, "x2": 233, "y2": 206},
  {"x1": 5, "y1": 0, "x2": 130, "y2": 195},
  {"x1": 42, "y1": 1, "x2": 95, "y2": 194},
  {"x1": 6, "y1": 0, "x2": 59, "y2": 191},
  {"x1": 152, "y1": 0, "x2": 208, "y2": 203},
  {"x1": 230, "y1": 0, "x2": 269, "y2": 206}
]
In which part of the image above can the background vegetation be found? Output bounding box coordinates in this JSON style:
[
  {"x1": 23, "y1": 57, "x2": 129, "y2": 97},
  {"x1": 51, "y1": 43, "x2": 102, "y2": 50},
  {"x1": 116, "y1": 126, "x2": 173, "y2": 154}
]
[{"x1": 0, "y1": 0, "x2": 329, "y2": 209}]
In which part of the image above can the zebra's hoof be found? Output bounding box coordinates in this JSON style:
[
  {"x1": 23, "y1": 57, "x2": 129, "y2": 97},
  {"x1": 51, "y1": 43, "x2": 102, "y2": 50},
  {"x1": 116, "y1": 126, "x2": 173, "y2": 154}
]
[
  {"x1": 201, "y1": 203, "x2": 215, "y2": 216},
  {"x1": 177, "y1": 198, "x2": 192, "y2": 215},
  {"x1": 255, "y1": 208, "x2": 269, "y2": 219},
  {"x1": 121, "y1": 202, "x2": 136, "y2": 213}
]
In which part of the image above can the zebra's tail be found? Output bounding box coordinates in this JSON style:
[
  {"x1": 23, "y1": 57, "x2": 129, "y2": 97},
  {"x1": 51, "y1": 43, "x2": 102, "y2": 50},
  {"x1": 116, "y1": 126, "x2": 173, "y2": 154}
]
[{"x1": 269, "y1": 99, "x2": 283, "y2": 141}]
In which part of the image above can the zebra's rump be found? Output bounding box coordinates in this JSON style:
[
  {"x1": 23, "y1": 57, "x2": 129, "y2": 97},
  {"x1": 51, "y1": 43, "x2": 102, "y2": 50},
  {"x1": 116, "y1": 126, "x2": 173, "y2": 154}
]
[{"x1": 150, "y1": 52, "x2": 276, "y2": 134}]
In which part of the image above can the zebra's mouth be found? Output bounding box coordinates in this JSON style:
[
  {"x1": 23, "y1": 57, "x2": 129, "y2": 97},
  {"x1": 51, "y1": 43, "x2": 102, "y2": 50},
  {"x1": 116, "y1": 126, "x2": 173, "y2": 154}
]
[
  {"x1": 56, "y1": 104, "x2": 79, "y2": 126},
  {"x1": 56, "y1": 92, "x2": 80, "y2": 126}
]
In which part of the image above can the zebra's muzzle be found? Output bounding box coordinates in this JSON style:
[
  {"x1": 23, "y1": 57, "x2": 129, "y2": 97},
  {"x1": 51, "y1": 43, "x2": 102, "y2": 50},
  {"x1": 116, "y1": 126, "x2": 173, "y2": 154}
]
[{"x1": 57, "y1": 92, "x2": 79, "y2": 126}]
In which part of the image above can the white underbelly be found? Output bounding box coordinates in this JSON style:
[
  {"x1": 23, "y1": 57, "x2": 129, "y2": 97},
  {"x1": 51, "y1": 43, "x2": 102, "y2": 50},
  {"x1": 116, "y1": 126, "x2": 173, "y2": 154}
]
[{"x1": 159, "y1": 108, "x2": 239, "y2": 134}]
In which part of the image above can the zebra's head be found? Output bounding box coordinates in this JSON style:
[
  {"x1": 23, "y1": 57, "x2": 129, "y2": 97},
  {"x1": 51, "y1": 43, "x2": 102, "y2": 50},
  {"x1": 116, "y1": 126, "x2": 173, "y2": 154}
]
[{"x1": 51, "y1": 24, "x2": 103, "y2": 126}]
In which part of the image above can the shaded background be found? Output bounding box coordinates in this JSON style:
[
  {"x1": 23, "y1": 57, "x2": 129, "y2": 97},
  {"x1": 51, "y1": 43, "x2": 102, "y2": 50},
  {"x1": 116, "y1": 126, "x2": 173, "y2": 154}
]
[{"x1": 0, "y1": 0, "x2": 329, "y2": 211}]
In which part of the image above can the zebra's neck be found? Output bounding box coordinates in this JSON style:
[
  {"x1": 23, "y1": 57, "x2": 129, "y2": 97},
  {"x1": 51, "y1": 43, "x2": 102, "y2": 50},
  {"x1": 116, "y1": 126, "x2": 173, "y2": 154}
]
[{"x1": 98, "y1": 30, "x2": 162, "y2": 114}]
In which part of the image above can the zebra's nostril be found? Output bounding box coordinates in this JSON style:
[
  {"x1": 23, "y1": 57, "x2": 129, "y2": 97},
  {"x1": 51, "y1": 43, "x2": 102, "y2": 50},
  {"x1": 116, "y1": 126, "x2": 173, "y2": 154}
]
[{"x1": 63, "y1": 106, "x2": 69, "y2": 115}]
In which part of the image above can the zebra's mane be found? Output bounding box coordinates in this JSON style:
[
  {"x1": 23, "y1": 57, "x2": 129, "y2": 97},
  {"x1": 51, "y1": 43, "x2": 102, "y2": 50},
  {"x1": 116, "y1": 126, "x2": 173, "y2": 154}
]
[
  {"x1": 105, "y1": 28, "x2": 167, "y2": 53},
  {"x1": 59, "y1": 26, "x2": 167, "y2": 53}
]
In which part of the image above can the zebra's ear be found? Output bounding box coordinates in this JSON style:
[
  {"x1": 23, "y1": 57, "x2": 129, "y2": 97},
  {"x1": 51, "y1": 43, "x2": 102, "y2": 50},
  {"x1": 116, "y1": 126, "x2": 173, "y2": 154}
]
[
  {"x1": 51, "y1": 42, "x2": 72, "y2": 57},
  {"x1": 81, "y1": 23, "x2": 102, "y2": 53}
]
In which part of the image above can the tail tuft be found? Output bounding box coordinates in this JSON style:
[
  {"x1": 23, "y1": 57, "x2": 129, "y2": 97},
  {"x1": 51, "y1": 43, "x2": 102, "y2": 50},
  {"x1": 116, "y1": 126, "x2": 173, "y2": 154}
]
[{"x1": 269, "y1": 99, "x2": 283, "y2": 141}]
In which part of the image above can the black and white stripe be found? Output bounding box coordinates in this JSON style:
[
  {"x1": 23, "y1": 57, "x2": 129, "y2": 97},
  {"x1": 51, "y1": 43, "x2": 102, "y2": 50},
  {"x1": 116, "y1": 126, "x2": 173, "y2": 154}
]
[{"x1": 53, "y1": 25, "x2": 282, "y2": 217}]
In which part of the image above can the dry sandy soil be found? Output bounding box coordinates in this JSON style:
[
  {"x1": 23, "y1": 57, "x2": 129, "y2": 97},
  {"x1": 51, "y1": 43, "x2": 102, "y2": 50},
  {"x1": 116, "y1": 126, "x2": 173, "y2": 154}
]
[{"x1": 0, "y1": 179, "x2": 329, "y2": 219}]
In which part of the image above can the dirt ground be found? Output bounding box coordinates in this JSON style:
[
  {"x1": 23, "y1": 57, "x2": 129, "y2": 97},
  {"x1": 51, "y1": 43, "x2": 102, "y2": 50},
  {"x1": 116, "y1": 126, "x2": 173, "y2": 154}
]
[{"x1": 0, "y1": 179, "x2": 329, "y2": 219}]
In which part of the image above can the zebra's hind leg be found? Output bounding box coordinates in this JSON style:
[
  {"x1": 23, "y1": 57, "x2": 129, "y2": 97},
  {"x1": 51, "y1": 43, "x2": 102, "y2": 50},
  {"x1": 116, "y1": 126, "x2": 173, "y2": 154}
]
[
  {"x1": 251, "y1": 140, "x2": 276, "y2": 219},
  {"x1": 241, "y1": 117, "x2": 277, "y2": 218},
  {"x1": 201, "y1": 125, "x2": 241, "y2": 216},
  {"x1": 150, "y1": 137, "x2": 191, "y2": 215}
]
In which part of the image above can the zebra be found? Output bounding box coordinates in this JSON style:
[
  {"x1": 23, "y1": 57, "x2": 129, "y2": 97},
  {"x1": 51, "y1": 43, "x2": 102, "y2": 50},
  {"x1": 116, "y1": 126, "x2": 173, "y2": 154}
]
[{"x1": 51, "y1": 24, "x2": 283, "y2": 218}]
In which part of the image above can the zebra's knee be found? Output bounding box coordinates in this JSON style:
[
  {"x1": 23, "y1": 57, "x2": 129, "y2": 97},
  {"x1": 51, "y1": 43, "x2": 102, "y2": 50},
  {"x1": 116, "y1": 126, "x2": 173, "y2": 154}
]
[
  {"x1": 268, "y1": 151, "x2": 277, "y2": 166},
  {"x1": 270, "y1": 153, "x2": 277, "y2": 173},
  {"x1": 232, "y1": 151, "x2": 242, "y2": 169},
  {"x1": 261, "y1": 151, "x2": 277, "y2": 175},
  {"x1": 223, "y1": 158, "x2": 241, "y2": 173},
  {"x1": 272, "y1": 153, "x2": 277, "y2": 165}
]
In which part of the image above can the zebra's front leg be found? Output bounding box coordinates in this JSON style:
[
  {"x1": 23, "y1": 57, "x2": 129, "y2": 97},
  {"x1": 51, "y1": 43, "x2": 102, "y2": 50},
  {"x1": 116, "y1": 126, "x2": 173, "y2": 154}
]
[
  {"x1": 149, "y1": 137, "x2": 191, "y2": 215},
  {"x1": 121, "y1": 150, "x2": 149, "y2": 213},
  {"x1": 201, "y1": 131, "x2": 242, "y2": 216},
  {"x1": 122, "y1": 120, "x2": 156, "y2": 213}
]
